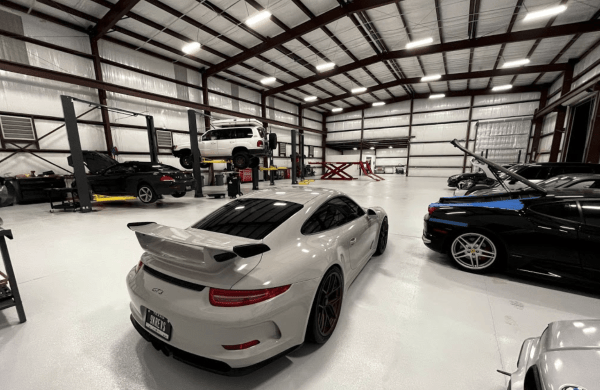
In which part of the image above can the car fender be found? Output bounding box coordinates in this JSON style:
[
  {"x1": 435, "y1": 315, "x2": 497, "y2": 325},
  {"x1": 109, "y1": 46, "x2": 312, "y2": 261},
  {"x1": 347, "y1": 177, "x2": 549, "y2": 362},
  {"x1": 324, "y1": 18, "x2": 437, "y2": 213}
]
[{"x1": 510, "y1": 337, "x2": 540, "y2": 390}]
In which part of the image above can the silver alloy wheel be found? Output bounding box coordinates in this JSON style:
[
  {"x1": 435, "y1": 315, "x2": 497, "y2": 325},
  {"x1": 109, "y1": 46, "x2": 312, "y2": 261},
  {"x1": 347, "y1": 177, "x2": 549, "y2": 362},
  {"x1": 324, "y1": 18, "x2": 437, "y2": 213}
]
[
  {"x1": 138, "y1": 186, "x2": 153, "y2": 203},
  {"x1": 451, "y1": 233, "x2": 497, "y2": 270}
]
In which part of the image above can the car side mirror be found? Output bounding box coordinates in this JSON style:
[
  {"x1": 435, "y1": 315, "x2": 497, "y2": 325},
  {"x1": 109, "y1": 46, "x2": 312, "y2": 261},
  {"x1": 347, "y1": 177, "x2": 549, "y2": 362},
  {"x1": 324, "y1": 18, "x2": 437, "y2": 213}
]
[{"x1": 367, "y1": 209, "x2": 377, "y2": 218}]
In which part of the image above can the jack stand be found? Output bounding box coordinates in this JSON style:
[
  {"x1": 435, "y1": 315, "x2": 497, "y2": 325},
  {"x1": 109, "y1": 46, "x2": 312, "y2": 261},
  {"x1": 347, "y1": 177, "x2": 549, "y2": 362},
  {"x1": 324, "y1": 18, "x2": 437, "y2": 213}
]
[
  {"x1": 269, "y1": 154, "x2": 275, "y2": 186},
  {"x1": 252, "y1": 165, "x2": 259, "y2": 191}
]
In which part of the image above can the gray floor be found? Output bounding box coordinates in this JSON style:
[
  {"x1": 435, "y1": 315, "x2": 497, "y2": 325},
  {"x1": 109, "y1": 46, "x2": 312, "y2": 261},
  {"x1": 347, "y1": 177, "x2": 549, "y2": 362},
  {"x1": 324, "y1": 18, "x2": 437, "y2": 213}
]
[{"x1": 1, "y1": 176, "x2": 599, "y2": 389}]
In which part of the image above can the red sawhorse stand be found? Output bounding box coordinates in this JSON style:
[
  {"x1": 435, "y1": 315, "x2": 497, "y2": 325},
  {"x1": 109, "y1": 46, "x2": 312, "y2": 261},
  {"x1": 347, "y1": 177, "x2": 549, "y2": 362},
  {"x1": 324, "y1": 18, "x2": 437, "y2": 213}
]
[{"x1": 309, "y1": 161, "x2": 385, "y2": 181}]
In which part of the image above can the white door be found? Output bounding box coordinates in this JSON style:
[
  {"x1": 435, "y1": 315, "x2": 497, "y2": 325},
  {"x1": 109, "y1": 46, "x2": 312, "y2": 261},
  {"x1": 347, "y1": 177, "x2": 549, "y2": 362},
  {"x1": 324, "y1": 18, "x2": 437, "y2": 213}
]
[{"x1": 200, "y1": 130, "x2": 217, "y2": 157}]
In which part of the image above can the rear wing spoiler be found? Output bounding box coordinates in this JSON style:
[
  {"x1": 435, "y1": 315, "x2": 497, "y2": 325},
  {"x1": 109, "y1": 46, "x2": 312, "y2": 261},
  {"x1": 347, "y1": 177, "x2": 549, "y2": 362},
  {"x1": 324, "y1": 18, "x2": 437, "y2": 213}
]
[
  {"x1": 127, "y1": 222, "x2": 270, "y2": 260},
  {"x1": 450, "y1": 139, "x2": 546, "y2": 194}
]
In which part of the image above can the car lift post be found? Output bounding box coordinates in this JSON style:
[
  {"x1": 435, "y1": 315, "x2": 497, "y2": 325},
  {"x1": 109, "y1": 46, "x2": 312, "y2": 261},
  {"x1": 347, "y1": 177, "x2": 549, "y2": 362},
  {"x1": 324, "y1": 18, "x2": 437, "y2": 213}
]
[
  {"x1": 0, "y1": 227, "x2": 26, "y2": 323},
  {"x1": 145, "y1": 116, "x2": 159, "y2": 164},
  {"x1": 291, "y1": 130, "x2": 298, "y2": 185},
  {"x1": 269, "y1": 150, "x2": 275, "y2": 186},
  {"x1": 187, "y1": 110, "x2": 204, "y2": 197},
  {"x1": 61, "y1": 95, "x2": 93, "y2": 212},
  {"x1": 299, "y1": 132, "x2": 305, "y2": 181},
  {"x1": 252, "y1": 164, "x2": 259, "y2": 190}
]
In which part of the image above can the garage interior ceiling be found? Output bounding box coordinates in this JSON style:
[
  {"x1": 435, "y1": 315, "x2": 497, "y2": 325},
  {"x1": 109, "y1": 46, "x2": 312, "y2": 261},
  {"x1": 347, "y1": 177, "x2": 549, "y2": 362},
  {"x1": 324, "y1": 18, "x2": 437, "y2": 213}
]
[{"x1": 2, "y1": 0, "x2": 599, "y2": 116}]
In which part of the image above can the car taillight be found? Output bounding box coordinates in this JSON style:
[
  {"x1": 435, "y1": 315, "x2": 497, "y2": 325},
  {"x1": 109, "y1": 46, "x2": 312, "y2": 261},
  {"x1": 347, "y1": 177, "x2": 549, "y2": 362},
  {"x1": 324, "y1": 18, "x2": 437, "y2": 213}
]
[
  {"x1": 257, "y1": 140, "x2": 263, "y2": 147},
  {"x1": 428, "y1": 206, "x2": 438, "y2": 215},
  {"x1": 134, "y1": 260, "x2": 143, "y2": 274},
  {"x1": 209, "y1": 285, "x2": 291, "y2": 307},
  {"x1": 222, "y1": 340, "x2": 260, "y2": 350},
  {"x1": 160, "y1": 175, "x2": 175, "y2": 182}
]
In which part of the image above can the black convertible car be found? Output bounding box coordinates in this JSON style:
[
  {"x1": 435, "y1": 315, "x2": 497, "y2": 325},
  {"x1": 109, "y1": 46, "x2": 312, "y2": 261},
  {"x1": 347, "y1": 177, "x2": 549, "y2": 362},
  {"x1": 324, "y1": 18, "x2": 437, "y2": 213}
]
[
  {"x1": 69, "y1": 152, "x2": 195, "y2": 203},
  {"x1": 423, "y1": 140, "x2": 600, "y2": 287}
]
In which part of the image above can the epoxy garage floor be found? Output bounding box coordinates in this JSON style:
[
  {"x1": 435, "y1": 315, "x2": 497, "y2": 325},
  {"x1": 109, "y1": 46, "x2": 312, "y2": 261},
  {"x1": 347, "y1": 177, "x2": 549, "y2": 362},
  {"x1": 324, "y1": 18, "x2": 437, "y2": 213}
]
[{"x1": 1, "y1": 176, "x2": 599, "y2": 390}]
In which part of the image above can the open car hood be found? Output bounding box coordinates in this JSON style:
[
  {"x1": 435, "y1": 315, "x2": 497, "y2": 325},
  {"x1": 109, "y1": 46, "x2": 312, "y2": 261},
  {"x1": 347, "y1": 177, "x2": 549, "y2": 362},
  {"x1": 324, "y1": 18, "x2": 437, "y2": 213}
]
[
  {"x1": 450, "y1": 139, "x2": 546, "y2": 194},
  {"x1": 67, "y1": 151, "x2": 117, "y2": 174}
]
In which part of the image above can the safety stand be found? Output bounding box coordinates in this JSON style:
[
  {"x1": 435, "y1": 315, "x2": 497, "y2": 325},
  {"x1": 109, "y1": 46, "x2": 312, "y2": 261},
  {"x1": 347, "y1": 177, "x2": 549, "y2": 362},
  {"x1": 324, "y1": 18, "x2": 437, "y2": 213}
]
[
  {"x1": 291, "y1": 130, "x2": 298, "y2": 185},
  {"x1": 269, "y1": 152, "x2": 275, "y2": 186},
  {"x1": 61, "y1": 95, "x2": 160, "y2": 212},
  {"x1": 0, "y1": 227, "x2": 26, "y2": 323},
  {"x1": 252, "y1": 165, "x2": 260, "y2": 191},
  {"x1": 187, "y1": 110, "x2": 205, "y2": 197}
]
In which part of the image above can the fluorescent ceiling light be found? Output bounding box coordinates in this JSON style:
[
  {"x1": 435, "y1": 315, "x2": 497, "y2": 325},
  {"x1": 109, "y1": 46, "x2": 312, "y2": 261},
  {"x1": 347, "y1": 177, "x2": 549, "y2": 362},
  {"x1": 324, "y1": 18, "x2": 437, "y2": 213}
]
[
  {"x1": 429, "y1": 93, "x2": 445, "y2": 99},
  {"x1": 524, "y1": 5, "x2": 567, "y2": 21},
  {"x1": 304, "y1": 96, "x2": 317, "y2": 102},
  {"x1": 351, "y1": 87, "x2": 367, "y2": 94},
  {"x1": 316, "y1": 62, "x2": 336, "y2": 72},
  {"x1": 332, "y1": 107, "x2": 343, "y2": 112},
  {"x1": 388, "y1": 146, "x2": 393, "y2": 148},
  {"x1": 492, "y1": 84, "x2": 513, "y2": 91},
  {"x1": 372, "y1": 102, "x2": 386, "y2": 107},
  {"x1": 370, "y1": 147, "x2": 375, "y2": 150},
  {"x1": 502, "y1": 58, "x2": 530, "y2": 68},
  {"x1": 260, "y1": 77, "x2": 276, "y2": 85},
  {"x1": 245, "y1": 10, "x2": 271, "y2": 26},
  {"x1": 406, "y1": 37, "x2": 433, "y2": 49},
  {"x1": 421, "y1": 74, "x2": 441, "y2": 82},
  {"x1": 353, "y1": 147, "x2": 357, "y2": 150},
  {"x1": 182, "y1": 42, "x2": 201, "y2": 54}
]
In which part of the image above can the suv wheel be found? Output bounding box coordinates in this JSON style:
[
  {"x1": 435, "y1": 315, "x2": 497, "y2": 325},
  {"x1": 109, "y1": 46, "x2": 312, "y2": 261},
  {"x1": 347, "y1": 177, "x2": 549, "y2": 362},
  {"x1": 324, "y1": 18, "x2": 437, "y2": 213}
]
[
  {"x1": 233, "y1": 153, "x2": 250, "y2": 169},
  {"x1": 179, "y1": 155, "x2": 193, "y2": 169}
]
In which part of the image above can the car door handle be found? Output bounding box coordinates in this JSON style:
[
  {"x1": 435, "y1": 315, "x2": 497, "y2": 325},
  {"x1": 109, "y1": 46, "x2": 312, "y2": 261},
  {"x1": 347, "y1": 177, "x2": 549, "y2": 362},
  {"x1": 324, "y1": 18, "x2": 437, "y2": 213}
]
[{"x1": 350, "y1": 238, "x2": 357, "y2": 245}]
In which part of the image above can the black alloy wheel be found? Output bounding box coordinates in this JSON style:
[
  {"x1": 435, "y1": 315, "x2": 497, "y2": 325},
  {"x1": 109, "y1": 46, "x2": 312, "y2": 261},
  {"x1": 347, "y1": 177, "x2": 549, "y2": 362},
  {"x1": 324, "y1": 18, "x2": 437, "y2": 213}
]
[
  {"x1": 307, "y1": 268, "x2": 344, "y2": 344},
  {"x1": 138, "y1": 184, "x2": 158, "y2": 204},
  {"x1": 233, "y1": 153, "x2": 250, "y2": 169},
  {"x1": 374, "y1": 217, "x2": 388, "y2": 256},
  {"x1": 180, "y1": 155, "x2": 193, "y2": 169}
]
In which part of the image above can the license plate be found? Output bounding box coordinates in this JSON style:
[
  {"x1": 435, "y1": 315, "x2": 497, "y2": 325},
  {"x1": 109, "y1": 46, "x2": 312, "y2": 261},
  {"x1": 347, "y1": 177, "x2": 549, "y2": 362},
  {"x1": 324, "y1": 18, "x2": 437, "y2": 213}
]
[
  {"x1": 145, "y1": 309, "x2": 172, "y2": 341},
  {"x1": 186, "y1": 186, "x2": 192, "y2": 191}
]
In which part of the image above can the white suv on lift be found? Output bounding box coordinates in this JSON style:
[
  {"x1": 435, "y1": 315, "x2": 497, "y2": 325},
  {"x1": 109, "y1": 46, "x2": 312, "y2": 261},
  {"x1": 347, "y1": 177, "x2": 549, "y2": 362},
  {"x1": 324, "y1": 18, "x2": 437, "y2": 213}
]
[{"x1": 173, "y1": 119, "x2": 276, "y2": 169}]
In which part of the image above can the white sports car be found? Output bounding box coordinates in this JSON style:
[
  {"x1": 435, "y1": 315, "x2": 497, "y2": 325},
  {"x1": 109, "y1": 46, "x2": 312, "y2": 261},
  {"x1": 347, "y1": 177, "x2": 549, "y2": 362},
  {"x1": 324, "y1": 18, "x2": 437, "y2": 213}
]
[{"x1": 126, "y1": 187, "x2": 388, "y2": 375}]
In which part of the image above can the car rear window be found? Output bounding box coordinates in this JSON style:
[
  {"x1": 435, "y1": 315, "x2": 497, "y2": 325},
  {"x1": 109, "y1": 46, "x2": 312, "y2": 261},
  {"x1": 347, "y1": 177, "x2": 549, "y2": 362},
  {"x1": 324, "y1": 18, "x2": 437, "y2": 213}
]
[{"x1": 192, "y1": 198, "x2": 303, "y2": 239}]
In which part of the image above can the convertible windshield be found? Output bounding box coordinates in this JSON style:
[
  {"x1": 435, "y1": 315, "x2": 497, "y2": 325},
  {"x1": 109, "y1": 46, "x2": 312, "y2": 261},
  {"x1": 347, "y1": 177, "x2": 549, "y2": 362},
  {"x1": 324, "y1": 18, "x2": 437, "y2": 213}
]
[{"x1": 192, "y1": 198, "x2": 303, "y2": 239}]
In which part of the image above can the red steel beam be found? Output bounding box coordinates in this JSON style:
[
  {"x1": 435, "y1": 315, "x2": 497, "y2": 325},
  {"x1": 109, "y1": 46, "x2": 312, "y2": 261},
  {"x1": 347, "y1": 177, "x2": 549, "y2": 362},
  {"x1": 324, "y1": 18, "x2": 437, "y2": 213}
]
[
  {"x1": 0, "y1": 59, "x2": 322, "y2": 134},
  {"x1": 90, "y1": 0, "x2": 143, "y2": 40},
  {"x1": 305, "y1": 64, "x2": 566, "y2": 108},
  {"x1": 205, "y1": 0, "x2": 398, "y2": 77},
  {"x1": 265, "y1": 20, "x2": 600, "y2": 96}
]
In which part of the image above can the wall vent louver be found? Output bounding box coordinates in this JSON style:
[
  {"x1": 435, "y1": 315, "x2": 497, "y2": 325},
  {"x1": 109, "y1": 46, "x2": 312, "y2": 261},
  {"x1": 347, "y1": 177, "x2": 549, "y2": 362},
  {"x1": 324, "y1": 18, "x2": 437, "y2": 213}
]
[{"x1": 0, "y1": 115, "x2": 35, "y2": 141}]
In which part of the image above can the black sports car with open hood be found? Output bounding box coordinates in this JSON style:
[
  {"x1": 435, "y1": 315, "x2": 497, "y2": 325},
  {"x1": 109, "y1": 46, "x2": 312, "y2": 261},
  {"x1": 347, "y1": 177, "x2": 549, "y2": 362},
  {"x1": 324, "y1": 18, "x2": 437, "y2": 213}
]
[
  {"x1": 68, "y1": 152, "x2": 195, "y2": 203},
  {"x1": 423, "y1": 140, "x2": 600, "y2": 288}
]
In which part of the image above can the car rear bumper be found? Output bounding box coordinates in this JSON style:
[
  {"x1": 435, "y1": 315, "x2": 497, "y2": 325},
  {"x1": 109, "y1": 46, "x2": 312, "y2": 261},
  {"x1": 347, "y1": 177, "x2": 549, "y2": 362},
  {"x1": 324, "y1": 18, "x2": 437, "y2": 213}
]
[
  {"x1": 126, "y1": 265, "x2": 318, "y2": 370},
  {"x1": 422, "y1": 216, "x2": 448, "y2": 253},
  {"x1": 153, "y1": 179, "x2": 195, "y2": 195}
]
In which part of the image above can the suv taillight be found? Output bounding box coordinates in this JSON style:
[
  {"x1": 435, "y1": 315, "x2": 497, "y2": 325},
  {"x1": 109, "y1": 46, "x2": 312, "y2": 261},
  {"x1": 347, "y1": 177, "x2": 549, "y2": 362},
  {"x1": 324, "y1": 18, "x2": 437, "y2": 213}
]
[
  {"x1": 428, "y1": 206, "x2": 438, "y2": 215},
  {"x1": 257, "y1": 140, "x2": 264, "y2": 147},
  {"x1": 160, "y1": 175, "x2": 175, "y2": 182},
  {"x1": 209, "y1": 285, "x2": 290, "y2": 307}
]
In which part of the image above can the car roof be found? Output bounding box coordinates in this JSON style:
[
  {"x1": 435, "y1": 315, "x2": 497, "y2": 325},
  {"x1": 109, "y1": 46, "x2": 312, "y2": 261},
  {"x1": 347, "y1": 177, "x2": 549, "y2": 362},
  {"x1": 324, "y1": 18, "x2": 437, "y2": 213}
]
[{"x1": 240, "y1": 186, "x2": 345, "y2": 205}]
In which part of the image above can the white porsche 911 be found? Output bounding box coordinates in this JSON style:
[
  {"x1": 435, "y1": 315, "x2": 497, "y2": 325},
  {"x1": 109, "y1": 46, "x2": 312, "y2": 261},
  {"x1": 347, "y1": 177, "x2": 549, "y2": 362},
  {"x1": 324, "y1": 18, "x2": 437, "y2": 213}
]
[{"x1": 126, "y1": 187, "x2": 388, "y2": 375}]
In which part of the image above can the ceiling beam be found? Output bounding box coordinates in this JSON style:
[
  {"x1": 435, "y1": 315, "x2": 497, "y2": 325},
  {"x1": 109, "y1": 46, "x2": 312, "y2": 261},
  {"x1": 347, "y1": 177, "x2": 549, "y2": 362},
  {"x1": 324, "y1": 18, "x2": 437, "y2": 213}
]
[
  {"x1": 326, "y1": 85, "x2": 547, "y2": 116},
  {"x1": 0, "y1": 59, "x2": 322, "y2": 133},
  {"x1": 90, "y1": 0, "x2": 143, "y2": 40},
  {"x1": 305, "y1": 64, "x2": 567, "y2": 108},
  {"x1": 205, "y1": 0, "x2": 397, "y2": 77},
  {"x1": 265, "y1": 20, "x2": 600, "y2": 96}
]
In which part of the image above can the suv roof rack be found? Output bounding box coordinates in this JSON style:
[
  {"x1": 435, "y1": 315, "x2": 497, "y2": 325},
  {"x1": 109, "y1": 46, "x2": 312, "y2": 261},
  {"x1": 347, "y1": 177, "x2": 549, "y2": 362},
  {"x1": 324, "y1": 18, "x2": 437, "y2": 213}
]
[{"x1": 212, "y1": 119, "x2": 263, "y2": 128}]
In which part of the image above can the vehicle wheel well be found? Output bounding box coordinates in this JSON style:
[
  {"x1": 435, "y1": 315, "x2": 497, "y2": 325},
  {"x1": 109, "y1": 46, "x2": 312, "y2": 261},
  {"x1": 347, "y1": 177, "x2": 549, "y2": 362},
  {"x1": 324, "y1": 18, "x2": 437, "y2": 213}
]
[
  {"x1": 137, "y1": 181, "x2": 153, "y2": 190},
  {"x1": 174, "y1": 148, "x2": 191, "y2": 157},
  {"x1": 232, "y1": 147, "x2": 249, "y2": 156},
  {"x1": 524, "y1": 366, "x2": 541, "y2": 390},
  {"x1": 443, "y1": 227, "x2": 506, "y2": 256}
]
